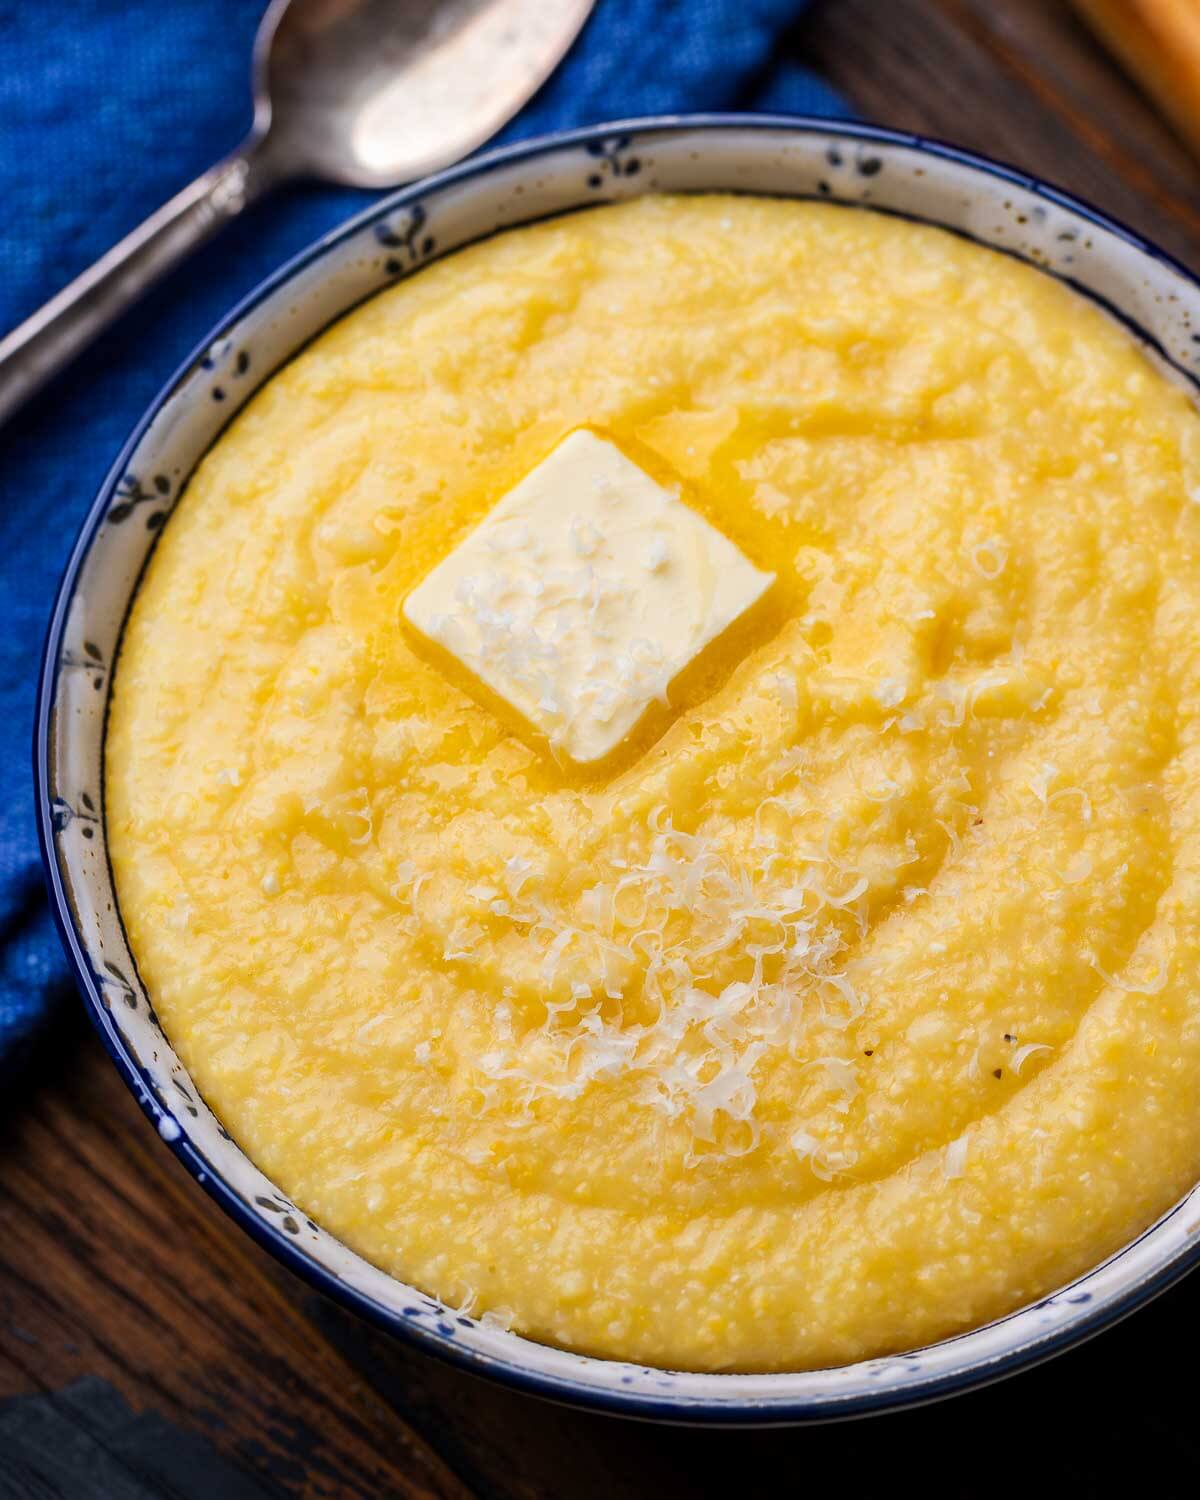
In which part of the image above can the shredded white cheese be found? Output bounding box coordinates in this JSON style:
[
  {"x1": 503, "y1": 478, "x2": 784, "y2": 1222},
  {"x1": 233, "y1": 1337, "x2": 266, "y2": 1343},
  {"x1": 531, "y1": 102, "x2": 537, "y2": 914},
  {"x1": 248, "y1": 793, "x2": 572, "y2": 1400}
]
[
  {"x1": 942, "y1": 1132, "x2": 969, "y2": 1180},
  {"x1": 1087, "y1": 950, "x2": 1168, "y2": 996},
  {"x1": 470, "y1": 805, "x2": 871, "y2": 1161},
  {"x1": 1011, "y1": 1042, "x2": 1052, "y2": 1075}
]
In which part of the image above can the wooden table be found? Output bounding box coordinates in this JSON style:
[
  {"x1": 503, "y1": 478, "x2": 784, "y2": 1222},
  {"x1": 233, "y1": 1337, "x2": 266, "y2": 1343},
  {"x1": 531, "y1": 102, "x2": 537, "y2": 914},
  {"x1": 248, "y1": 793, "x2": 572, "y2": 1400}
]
[{"x1": 5, "y1": 3, "x2": 1200, "y2": 1495}]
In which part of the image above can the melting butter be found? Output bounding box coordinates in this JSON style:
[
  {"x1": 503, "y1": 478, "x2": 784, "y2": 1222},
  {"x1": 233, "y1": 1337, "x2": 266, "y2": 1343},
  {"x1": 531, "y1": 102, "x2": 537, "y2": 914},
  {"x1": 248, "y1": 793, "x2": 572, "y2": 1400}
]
[{"x1": 403, "y1": 430, "x2": 773, "y2": 763}]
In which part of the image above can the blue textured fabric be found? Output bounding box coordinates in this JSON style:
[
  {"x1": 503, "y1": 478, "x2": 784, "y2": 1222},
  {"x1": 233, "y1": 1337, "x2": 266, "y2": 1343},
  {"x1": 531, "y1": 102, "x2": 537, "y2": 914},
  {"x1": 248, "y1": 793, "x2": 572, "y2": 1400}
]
[{"x1": 0, "y1": 0, "x2": 846, "y2": 1083}]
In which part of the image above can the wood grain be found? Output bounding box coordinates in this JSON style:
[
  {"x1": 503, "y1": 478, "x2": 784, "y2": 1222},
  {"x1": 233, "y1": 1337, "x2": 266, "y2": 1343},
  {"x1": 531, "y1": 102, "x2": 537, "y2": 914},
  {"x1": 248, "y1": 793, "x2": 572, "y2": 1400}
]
[
  {"x1": 1068, "y1": 0, "x2": 1200, "y2": 161},
  {"x1": 6, "y1": 2, "x2": 1200, "y2": 1494}
]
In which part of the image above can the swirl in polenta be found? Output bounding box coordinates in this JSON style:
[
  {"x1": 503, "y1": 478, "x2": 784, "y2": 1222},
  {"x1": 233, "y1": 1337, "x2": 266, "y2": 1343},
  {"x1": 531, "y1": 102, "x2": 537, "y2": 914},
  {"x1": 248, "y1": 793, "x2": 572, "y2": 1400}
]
[{"x1": 108, "y1": 196, "x2": 1200, "y2": 1372}]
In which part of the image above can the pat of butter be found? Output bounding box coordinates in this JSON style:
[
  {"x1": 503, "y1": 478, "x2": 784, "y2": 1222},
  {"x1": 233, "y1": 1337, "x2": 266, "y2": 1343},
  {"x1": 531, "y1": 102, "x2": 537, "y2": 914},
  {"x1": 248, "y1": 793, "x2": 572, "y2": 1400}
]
[{"x1": 403, "y1": 430, "x2": 774, "y2": 764}]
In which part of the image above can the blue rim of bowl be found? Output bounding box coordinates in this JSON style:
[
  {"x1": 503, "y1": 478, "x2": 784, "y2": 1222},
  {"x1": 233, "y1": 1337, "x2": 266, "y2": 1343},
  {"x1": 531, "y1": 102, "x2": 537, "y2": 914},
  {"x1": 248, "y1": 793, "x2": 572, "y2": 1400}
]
[{"x1": 33, "y1": 113, "x2": 1200, "y2": 1424}]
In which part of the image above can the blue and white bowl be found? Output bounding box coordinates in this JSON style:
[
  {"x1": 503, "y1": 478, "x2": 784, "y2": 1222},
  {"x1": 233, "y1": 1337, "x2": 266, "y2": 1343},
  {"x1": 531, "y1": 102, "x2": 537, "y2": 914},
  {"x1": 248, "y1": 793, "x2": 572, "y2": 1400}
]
[{"x1": 35, "y1": 116, "x2": 1200, "y2": 1423}]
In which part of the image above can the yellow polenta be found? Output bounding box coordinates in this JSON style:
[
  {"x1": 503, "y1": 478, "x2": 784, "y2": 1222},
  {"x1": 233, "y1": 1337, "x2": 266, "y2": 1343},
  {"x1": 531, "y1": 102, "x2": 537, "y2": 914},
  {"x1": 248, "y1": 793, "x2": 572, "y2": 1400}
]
[{"x1": 107, "y1": 196, "x2": 1200, "y2": 1372}]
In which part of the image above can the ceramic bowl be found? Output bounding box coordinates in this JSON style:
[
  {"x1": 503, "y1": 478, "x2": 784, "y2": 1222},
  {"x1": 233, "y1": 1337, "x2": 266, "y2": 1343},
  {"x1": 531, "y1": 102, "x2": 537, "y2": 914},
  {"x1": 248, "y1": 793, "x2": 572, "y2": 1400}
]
[{"x1": 36, "y1": 115, "x2": 1200, "y2": 1424}]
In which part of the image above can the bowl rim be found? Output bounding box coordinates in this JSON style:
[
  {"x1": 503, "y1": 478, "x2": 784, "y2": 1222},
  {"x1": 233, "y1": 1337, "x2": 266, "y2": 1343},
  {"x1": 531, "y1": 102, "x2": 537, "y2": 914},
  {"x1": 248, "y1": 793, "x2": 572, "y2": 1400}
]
[{"x1": 33, "y1": 111, "x2": 1200, "y2": 1424}]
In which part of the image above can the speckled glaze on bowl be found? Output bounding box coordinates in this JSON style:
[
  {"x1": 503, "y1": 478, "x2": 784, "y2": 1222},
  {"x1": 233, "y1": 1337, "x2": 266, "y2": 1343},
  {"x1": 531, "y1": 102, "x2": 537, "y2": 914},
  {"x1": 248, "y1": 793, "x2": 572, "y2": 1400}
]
[{"x1": 35, "y1": 116, "x2": 1200, "y2": 1424}]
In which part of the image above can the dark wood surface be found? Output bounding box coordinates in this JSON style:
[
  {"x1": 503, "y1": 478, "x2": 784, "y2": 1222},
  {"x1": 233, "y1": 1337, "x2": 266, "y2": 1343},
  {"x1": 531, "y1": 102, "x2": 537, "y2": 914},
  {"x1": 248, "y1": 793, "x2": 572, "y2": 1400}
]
[{"x1": 5, "y1": 2, "x2": 1200, "y2": 1495}]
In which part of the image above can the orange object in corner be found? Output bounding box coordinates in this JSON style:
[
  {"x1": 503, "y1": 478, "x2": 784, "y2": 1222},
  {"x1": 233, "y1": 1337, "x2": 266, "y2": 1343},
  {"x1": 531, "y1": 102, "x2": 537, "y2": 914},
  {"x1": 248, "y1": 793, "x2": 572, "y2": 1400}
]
[{"x1": 1072, "y1": 0, "x2": 1200, "y2": 158}]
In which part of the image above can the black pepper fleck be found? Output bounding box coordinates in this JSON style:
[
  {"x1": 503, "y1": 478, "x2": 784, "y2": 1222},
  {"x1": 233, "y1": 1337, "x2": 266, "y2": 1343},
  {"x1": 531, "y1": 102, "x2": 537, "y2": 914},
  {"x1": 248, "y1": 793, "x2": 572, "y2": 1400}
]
[{"x1": 993, "y1": 1068, "x2": 1003, "y2": 1079}]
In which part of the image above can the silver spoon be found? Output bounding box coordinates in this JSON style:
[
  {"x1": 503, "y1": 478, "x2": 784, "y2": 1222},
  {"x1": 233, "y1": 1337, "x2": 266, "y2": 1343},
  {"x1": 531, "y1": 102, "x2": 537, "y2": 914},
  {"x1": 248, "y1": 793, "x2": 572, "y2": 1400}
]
[{"x1": 0, "y1": 0, "x2": 593, "y2": 426}]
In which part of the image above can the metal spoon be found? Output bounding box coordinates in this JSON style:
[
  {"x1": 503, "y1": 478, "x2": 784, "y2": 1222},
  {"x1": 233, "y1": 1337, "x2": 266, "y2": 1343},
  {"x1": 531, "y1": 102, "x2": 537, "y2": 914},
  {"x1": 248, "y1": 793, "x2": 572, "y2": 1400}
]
[{"x1": 0, "y1": 0, "x2": 593, "y2": 425}]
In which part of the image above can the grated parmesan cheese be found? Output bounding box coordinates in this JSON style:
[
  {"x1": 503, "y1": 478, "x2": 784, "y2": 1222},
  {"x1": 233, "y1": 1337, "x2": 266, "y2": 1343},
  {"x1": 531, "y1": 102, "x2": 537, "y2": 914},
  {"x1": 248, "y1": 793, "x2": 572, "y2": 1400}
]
[
  {"x1": 1011, "y1": 1042, "x2": 1052, "y2": 1075},
  {"x1": 942, "y1": 1132, "x2": 969, "y2": 1180},
  {"x1": 470, "y1": 806, "x2": 872, "y2": 1160},
  {"x1": 1087, "y1": 950, "x2": 1168, "y2": 996}
]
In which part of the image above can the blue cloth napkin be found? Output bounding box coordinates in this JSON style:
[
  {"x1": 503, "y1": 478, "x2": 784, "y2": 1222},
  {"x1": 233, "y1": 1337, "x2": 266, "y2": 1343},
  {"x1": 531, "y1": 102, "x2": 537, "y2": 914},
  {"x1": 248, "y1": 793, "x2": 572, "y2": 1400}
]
[{"x1": 0, "y1": 0, "x2": 846, "y2": 1083}]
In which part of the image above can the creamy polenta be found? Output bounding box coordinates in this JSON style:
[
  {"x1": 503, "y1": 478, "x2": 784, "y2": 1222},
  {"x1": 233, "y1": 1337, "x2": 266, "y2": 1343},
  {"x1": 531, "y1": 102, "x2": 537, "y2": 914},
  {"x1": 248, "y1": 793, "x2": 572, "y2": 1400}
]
[{"x1": 108, "y1": 196, "x2": 1200, "y2": 1373}]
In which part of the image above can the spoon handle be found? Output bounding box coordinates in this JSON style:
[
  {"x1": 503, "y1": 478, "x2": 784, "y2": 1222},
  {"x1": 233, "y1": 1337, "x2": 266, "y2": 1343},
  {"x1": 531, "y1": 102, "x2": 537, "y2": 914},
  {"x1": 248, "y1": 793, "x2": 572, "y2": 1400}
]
[{"x1": 0, "y1": 139, "x2": 280, "y2": 427}]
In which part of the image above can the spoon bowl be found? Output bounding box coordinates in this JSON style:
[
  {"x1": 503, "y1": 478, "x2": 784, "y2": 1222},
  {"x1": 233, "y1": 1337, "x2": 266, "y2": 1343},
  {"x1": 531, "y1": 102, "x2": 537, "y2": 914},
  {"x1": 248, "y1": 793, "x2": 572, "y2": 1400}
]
[
  {"x1": 0, "y1": 0, "x2": 594, "y2": 422},
  {"x1": 256, "y1": 0, "x2": 593, "y2": 187}
]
